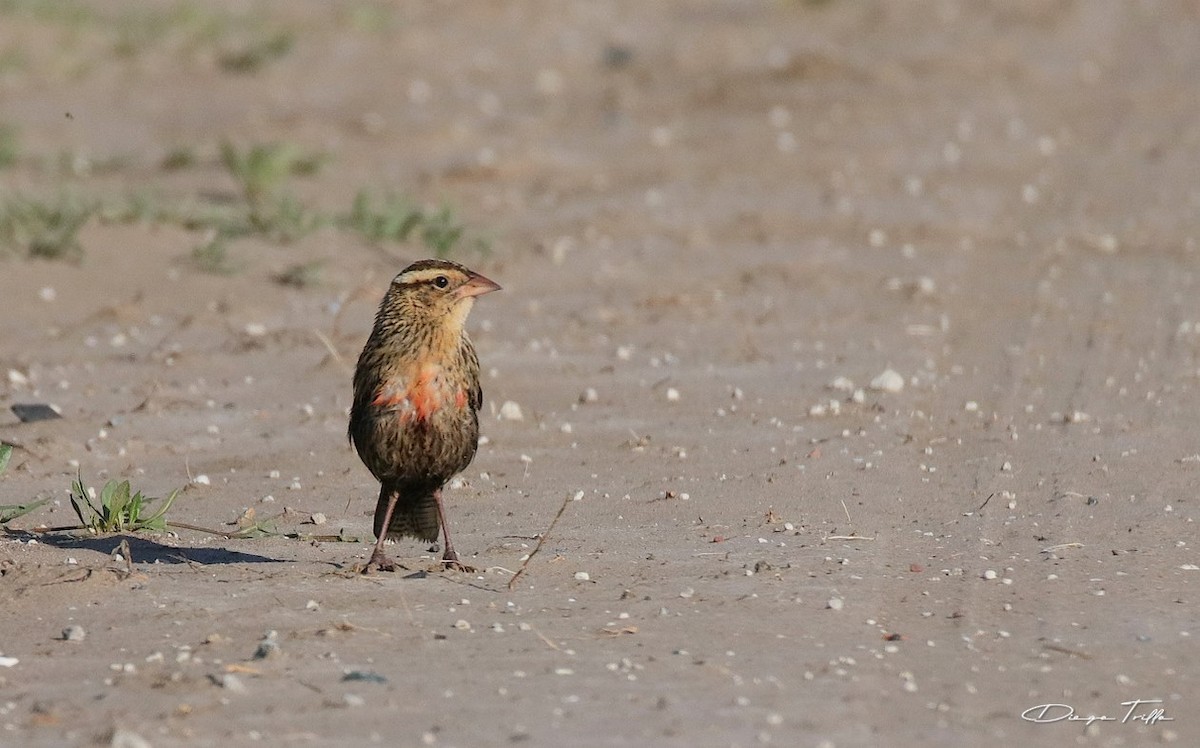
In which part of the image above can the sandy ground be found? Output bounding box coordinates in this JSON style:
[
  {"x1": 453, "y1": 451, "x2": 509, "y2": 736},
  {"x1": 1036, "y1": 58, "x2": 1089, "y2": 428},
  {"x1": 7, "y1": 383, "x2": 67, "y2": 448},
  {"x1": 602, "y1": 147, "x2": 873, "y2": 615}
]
[{"x1": 1, "y1": 2, "x2": 1198, "y2": 746}]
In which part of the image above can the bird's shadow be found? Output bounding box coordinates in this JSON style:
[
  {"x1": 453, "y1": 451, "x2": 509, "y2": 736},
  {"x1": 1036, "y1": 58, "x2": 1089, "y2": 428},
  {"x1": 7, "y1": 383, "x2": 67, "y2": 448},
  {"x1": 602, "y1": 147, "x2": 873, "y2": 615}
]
[{"x1": 32, "y1": 532, "x2": 285, "y2": 565}]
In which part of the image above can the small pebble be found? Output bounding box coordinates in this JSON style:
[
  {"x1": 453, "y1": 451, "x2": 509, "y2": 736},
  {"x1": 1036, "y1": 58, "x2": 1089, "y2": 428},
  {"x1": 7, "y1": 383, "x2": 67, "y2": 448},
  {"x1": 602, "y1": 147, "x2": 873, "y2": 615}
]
[
  {"x1": 109, "y1": 729, "x2": 153, "y2": 748},
  {"x1": 454, "y1": 619, "x2": 472, "y2": 631},
  {"x1": 192, "y1": 475, "x2": 210, "y2": 486},
  {"x1": 498, "y1": 400, "x2": 524, "y2": 421},
  {"x1": 310, "y1": 512, "x2": 327, "y2": 525},
  {"x1": 679, "y1": 588, "x2": 695, "y2": 599},
  {"x1": 826, "y1": 597, "x2": 844, "y2": 611},
  {"x1": 217, "y1": 673, "x2": 247, "y2": 693},
  {"x1": 341, "y1": 670, "x2": 388, "y2": 684},
  {"x1": 579, "y1": 387, "x2": 599, "y2": 404},
  {"x1": 343, "y1": 693, "x2": 365, "y2": 708},
  {"x1": 253, "y1": 631, "x2": 281, "y2": 660},
  {"x1": 983, "y1": 569, "x2": 998, "y2": 580},
  {"x1": 305, "y1": 600, "x2": 320, "y2": 611},
  {"x1": 828, "y1": 376, "x2": 855, "y2": 392},
  {"x1": 666, "y1": 387, "x2": 681, "y2": 402},
  {"x1": 574, "y1": 572, "x2": 590, "y2": 581},
  {"x1": 869, "y1": 369, "x2": 904, "y2": 393},
  {"x1": 62, "y1": 625, "x2": 86, "y2": 642}
]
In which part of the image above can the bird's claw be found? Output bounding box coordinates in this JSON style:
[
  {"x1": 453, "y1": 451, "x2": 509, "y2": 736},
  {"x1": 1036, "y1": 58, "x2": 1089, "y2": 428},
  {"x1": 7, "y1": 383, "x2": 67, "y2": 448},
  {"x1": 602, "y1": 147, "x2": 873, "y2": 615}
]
[
  {"x1": 441, "y1": 552, "x2": 475, "y2": 573},
  {"x1": 362, "y1": 550, "x2": 398, "y2": 574}
]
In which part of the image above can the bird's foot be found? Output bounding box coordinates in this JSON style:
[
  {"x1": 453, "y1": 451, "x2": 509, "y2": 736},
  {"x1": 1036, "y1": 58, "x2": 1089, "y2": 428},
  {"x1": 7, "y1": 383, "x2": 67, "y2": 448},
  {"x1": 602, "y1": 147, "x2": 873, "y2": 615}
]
[
  {"x1": 361, "y1": 549, "x2": 398, "y2": 574},
  {"x1": 440, "y1": 550, "x2": 475, "y2": 573}
]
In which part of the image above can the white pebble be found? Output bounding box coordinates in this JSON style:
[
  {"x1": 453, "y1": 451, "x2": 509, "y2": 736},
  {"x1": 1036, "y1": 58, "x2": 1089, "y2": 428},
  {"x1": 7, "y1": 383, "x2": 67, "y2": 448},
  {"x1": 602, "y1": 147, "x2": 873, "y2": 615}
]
[
  {"x1": 0, "y1": 656, "x2": 17, "y2": 667},
  {"x1": 870, "y1": 369, "x2": 904, "y2": 393},
  {"x1": 192, "y1": 475, "x2": 210, "y2": 486},
  {"x1": 498, "y1": 400, "x2": 524, "y2": 421},
  {"x1": 826, "y1": 597, "x2": 844, "y2": 611},
  {"x1": 574, "y1": 572, "x2": 590, "y2": 581},
  {"x1": 7, "y1": 369, "x2": 28, "y2": 387},
  {"x1": 579, "y1": 387, "x2": 599, "y2": 403},
  {"x1": 244, "y1": 323, "x2": 267, "y2": 337},
  {"x1": 62, "y1": 625, "x2": 86, "y2": 642},
  {"x1": 454, "y1": 619, "x2": 472, "y2": 631},
  {"x1": 679, "y1": 587, "x2": 695, "y2": 599},
  {"x1": 983, "y1": 569, "x2": 998, "y2": 580},
  {"x1": 666, "y1": 387, "x2": 681, "y2": 402},
  {"x1": 828, "y1": 376, "x2": 855, "y2": 392},
  {"x1": 310, "y1": 512, "x2": 327, "y2": 525}
]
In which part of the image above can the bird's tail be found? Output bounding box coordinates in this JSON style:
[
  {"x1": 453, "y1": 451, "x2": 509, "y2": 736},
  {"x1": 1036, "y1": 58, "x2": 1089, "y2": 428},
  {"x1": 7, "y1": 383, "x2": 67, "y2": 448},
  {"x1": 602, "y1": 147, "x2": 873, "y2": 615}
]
[{"x1": 374, "y1": 484, "x2": 440, "y2": 543}]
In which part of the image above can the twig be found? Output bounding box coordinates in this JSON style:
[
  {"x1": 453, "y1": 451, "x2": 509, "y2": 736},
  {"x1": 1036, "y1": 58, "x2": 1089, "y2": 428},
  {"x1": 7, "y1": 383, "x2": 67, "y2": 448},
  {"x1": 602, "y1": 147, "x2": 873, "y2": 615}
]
[
  {"x1": 312, "y1": 328, "x2": 351, "y2": 376},
  {"x1": 1042, "y1": 643, "x2": 1092, "y2": 660},
  {"x1": 507, "y1": 494, "x2": 571, "y2": 590},
  {"x1": 1040, "y1": 542, "x2": 1084, "y2": 553},
  {"x1": 166, "y1": 521, "x2": 241, "y2": 539},
  {"x1": 840, "y1": 499, "x2": 852, "y2": 524},
  {"x1": 977, "y1": 492, "x2": 995, "y2": 512},
  {"x1": 527, "y1": 624, "x2": 561, "y2": 651},
  {"x1": 824, "y1": 534, "x2": 876, "y2": 541}
]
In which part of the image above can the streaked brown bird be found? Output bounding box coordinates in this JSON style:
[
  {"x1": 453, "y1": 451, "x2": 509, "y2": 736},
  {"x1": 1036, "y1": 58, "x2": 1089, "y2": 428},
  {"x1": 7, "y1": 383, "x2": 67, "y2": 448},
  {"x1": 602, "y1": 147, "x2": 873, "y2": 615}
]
[{"x1": 348, "y1": 259, "x2": 500, "y2": 572}]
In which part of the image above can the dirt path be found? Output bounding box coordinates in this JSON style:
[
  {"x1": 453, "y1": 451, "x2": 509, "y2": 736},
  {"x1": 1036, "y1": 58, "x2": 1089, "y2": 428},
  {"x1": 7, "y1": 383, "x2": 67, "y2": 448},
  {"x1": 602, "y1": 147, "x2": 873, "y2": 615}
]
[{"x1": 1, "y1": 2, "x2": 1197, "y2": 746}]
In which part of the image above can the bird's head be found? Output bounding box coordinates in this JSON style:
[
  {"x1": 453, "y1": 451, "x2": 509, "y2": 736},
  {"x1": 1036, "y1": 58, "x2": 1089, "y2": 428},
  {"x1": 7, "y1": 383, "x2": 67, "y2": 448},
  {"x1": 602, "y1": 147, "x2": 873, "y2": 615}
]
[{"x1": 379, "y1": 259, "x2": 500, "y2": 346}]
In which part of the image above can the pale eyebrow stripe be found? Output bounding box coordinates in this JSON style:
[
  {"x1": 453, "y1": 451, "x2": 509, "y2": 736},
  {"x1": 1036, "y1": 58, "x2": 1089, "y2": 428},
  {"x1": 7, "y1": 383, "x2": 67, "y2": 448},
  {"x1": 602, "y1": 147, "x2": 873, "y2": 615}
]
[{"x1": 395, "y1": 268, "x2": 455, "y2": 285}]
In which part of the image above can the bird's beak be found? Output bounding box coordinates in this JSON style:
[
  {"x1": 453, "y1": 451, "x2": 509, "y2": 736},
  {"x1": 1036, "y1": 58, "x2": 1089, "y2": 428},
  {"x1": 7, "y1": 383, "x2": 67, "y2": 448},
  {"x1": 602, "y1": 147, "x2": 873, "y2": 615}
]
[{"x1": 457, "y1": 272, "x2": 501, "y2": 298}]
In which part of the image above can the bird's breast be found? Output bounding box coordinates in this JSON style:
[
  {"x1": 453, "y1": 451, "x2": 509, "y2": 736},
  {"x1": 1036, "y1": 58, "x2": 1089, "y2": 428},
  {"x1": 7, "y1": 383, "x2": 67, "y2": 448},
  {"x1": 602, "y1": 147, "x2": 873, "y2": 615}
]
[{"x1": 371, "y1": 363, "x2": 468, "y2": 424}]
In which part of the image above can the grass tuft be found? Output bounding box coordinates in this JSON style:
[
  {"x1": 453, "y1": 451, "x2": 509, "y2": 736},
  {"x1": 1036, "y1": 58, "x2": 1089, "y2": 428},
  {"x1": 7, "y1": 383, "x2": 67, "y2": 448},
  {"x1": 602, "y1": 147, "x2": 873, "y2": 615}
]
[
  {"x1": 0, "y1": 192, "x2": 96, "y2": 260},
  {"x1": 275, "y1": 259, "x2": 324, "y2": 288},
  {"x1": 191, "y1": 233, "x2": 238, "y2": 275},
  {"x1": 218, "y1": 30, "x2": 294, "y2": 73},
  {"x1": 0, "y1": 124, "x2": 18, "y2": 168},
  {"x1": 68, "y1": 475, "x2": 179, "y2": 533}
]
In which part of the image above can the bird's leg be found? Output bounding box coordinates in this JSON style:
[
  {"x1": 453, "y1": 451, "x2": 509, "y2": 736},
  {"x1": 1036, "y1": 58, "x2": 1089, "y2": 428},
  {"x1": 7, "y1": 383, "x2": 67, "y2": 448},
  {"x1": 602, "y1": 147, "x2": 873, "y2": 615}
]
[
  {"x1": 434, "y1": 488, "x2": 474, "y2": 572},
  {"x1": 363, "y1": 486, "x2": 399, "y2": 573}
]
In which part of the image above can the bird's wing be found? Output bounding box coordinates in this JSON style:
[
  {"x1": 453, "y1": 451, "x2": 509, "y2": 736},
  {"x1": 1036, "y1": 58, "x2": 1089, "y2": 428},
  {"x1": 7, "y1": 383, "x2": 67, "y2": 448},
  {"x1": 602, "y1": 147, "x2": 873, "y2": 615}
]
[{"x1": 464, "y1": 340, "x2": 483, "y2": 411}]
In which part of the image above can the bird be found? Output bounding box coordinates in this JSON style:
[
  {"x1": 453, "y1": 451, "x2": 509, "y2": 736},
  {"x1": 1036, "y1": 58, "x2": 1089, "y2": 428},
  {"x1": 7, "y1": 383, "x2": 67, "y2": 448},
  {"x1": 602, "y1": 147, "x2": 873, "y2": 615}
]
[{"x1": 348, "y1": 259, "x2": 500, "y2": 572}]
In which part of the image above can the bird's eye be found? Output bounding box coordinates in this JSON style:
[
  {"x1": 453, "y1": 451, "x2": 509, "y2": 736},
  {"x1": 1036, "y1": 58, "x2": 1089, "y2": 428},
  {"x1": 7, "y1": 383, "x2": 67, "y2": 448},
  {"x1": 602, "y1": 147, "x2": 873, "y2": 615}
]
[{"x1": 433, "y1": 275, "x2": 449, "y2": 289}]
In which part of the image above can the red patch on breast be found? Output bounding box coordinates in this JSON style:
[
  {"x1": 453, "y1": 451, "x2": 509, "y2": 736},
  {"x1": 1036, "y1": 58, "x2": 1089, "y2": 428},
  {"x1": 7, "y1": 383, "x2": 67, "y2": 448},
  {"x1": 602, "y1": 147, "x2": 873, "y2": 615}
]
[{"x1": 372, "y1": 367, "x2": 446, "y2": 422}]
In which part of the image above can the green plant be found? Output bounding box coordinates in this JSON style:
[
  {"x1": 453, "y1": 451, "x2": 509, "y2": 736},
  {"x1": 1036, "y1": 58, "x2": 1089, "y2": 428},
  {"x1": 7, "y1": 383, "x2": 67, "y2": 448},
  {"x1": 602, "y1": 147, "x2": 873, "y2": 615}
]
[
  {"x1": 343, "y1": 3, "x2": 395, "y2": 33},
  {"x1": 0, "y1": 442, "x2": 51, "y2": 525},
  {"x1": 191, "y1": 233, "x2": 237, "y2": 274},
  {"x1": 421, "y1": 205, "x2": 467, "y2": 257},
  {"x1": 160, "y1": 145, "x2": 197, "y2": 171},
  {"x1": 251, "y1": 192, "x2": 326, "y2": 243},
  {"x1": 0, "y1": 0, "x2": 94, "y2": 26},
  {"x1": 343, "y1": 189, "x2": 423, "y2": 243},
  {"x1": 220, "y1": 140, "x2": 298, "y2": 205},
  {"x1": 218, "y1": 29, "x2": 294, "y2": 73},
  {"x1": 275, "y1": 259, "x2": 324, "y2": 288},
  {"x1": 342, "y1": 190, "x2": 486, "y2": 257},
  {"x1": 68, "y1": 475, "x2": 179, "y2": 533},
  {"x1": 0, "y1": 192, "x2": 96, "y2": 260},
  {"x1": 0, "y1": 124, "x2": 18, "y2": 168}
]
